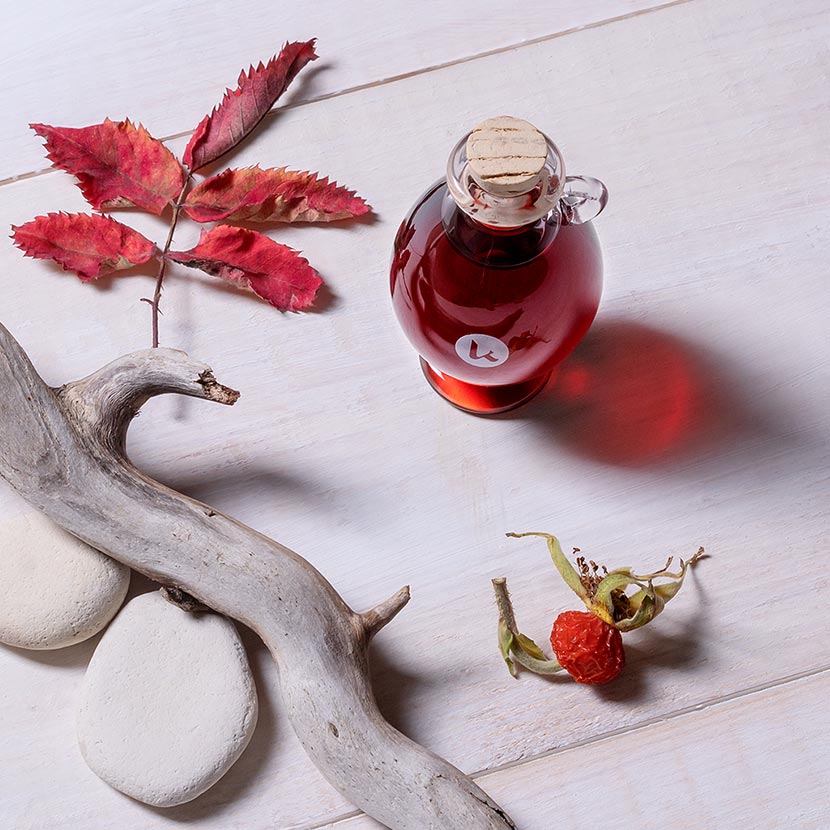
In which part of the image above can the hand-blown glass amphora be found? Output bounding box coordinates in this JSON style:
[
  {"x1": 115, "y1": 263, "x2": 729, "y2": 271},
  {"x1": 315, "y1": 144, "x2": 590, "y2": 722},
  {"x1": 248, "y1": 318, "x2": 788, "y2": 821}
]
[{"x1": 390, "y1": 116, "x2": 607, "y2": 414}]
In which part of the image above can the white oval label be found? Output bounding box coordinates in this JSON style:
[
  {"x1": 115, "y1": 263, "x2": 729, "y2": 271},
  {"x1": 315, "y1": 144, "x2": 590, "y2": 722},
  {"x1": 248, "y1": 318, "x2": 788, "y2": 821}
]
[{"x1": 455, "y1": 334, "x2": 510, "y2": 368}]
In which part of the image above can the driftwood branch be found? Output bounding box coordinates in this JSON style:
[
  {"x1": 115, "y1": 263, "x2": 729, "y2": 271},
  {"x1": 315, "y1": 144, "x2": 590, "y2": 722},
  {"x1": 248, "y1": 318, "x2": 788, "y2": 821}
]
[{"x1": 0, "y1": 323, "x2": 515, "y2": 830}]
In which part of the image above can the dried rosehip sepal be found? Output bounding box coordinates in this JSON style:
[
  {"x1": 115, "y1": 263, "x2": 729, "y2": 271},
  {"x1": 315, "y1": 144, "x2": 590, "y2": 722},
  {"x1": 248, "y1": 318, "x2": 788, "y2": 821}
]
[
  {"x1": 493, "y1": 532, "x2": 704, "y2": 684},
  {"x1": 494, "y1": 578, "x2": 564, "y2": 678},
  {"x1": 507, "y1": 532, "x2": 703, "y2": 631}
]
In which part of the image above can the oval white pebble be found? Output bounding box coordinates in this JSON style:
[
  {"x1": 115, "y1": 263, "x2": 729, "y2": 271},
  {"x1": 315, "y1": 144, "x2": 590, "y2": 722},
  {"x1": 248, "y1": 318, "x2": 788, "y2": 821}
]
[
  {"x1": 0, "y1": 512, "x2": 130, "y2": 650},
  {"x1": 78, "y1": 591, "x2": 258, "y2": 807}
]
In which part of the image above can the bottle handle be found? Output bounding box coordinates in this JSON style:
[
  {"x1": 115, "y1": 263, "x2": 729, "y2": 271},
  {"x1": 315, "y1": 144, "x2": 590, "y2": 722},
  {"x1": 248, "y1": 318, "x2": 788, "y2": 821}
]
[{"x1": 559, "y1": 176, "x2": 608, "y2": 225}]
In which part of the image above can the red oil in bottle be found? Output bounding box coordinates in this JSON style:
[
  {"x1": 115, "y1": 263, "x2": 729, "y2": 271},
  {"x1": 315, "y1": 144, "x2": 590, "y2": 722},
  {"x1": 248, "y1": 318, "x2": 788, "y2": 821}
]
[{"x1": 390, "y1": 116, "x2": 606, "y2": 414}]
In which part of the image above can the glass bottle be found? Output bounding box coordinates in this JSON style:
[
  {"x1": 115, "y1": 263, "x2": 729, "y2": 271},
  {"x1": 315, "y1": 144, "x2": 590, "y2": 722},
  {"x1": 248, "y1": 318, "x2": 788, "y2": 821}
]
[{"x1": 390, "y1": 116, "x2": 607, "y2": 414}]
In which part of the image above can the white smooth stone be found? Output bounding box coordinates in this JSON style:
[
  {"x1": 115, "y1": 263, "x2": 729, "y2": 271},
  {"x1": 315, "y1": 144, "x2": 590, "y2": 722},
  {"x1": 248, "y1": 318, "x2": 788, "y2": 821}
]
[
  {"x1": 78, "y1": 591, "x2": 258, "y2": 807},
  {"x1": 0, "y1": 512, "x2": 130, "y2": 650}
]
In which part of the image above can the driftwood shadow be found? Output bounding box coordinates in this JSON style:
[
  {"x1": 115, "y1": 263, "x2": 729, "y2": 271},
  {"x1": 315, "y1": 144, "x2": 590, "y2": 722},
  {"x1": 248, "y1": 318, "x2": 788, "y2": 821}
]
[
  {"x1": 155, "y1": 464, "x2": 342, "y2": 523},
  {"x1": 369, "y1": 637, "x2": 441, "y2": 743}
]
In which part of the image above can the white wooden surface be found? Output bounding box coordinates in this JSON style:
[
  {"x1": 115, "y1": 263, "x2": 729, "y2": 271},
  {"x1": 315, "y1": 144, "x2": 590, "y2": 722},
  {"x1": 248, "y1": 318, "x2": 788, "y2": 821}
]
[
  {"x1": 1, "y1": 0, "x2": 829, "y2": 828},
  {"x1": 0, "y1": 0, "x2": 667, "y2": 182},
  {"x1": 323, "y1": 671, "x2": 830, "y2": 830}
]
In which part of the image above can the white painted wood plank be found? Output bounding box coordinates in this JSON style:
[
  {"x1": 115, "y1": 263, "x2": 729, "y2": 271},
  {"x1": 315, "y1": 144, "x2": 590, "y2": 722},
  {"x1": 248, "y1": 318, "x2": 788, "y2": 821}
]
[
  {"x1": 320, "y1": 671, "x2": 830, "y2": 830},
  {"x1": 0, "y1": 0, "x2": 666, "y2": 181},
  {"x1": 1, "y1": 0, "x2": 829, "y2": 827}
]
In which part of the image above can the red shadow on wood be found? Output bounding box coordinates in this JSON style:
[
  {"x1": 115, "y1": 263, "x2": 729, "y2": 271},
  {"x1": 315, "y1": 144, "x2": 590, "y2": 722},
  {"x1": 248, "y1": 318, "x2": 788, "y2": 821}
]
[{"x1": 502, "y1": 319, "x2": 724, "y2": 466}]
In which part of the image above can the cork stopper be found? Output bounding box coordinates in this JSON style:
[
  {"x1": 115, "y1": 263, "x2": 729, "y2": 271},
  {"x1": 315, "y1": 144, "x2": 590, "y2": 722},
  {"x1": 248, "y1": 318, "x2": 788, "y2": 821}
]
[{"x1": 465, "y1": 116, "x2": 548, "y2": 196}]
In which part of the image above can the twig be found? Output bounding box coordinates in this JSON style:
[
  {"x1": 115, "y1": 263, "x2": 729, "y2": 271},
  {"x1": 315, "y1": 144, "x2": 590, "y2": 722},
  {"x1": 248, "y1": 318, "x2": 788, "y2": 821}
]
[
  {"x1": 145, "y1": 175, "x2": 191, "y2": 348},
  {"x1": 492, "y1": 577, "x2": 519, "y2": 634}
]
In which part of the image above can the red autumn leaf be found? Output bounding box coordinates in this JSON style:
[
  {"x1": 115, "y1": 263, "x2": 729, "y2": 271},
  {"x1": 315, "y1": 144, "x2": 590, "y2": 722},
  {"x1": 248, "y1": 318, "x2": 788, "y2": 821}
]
[
  {"x1": 167, "y1": 225, "x2": 321, "y2": 311},
  {"x1": 183, "y1": 40, "x2": 317, "y2": 172},
  {"x1": 11, "y1": 213, "x2": 157, "y2": 281},
  {"x1": 182, "y1": 166, "x2": 371, "y2": 224},
  {"x1": 31, "y1": 119, "x2": 184, "y2": 215}
]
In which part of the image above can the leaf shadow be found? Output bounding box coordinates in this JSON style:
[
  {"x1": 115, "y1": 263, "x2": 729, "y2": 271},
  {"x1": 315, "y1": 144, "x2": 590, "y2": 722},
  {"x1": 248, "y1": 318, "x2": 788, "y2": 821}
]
[
  {"x1": 155, "y1": 463, "x2": 337, "y2": 519},
  {"x1": 305, "y1": 280, "x2": 339, "y2": 314},
  {"x1": 281, "y1": 61, "x2": 332, "y2": 110},
  {"x1": 194, "y1": 62, "x2": 332, "y2": 180},
  {"x1": 172, "y1": 268, "x2": 342, "y2": 314},
  {"x1": 25, "y1": 258, "x2": 159, "y2": 294}
]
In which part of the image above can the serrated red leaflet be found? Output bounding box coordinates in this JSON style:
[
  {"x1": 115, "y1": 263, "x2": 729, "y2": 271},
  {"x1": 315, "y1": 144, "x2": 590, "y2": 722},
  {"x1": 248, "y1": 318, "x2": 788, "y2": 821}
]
[
  {"x1": 167, "y1": 225, "x2": 321, "y2": 311},
  {"x1": 11, "y1": 213, "x2": 157, "y2": 281},
  {"x1": 183, "y1": 40, "x2": 317, "y2": 172},
  {"x1": 31, "y1": 120, "x2": 184, "y2": 215},
  {"x1": 182, "y1": 166, "x2": 371, "y2": 224}
]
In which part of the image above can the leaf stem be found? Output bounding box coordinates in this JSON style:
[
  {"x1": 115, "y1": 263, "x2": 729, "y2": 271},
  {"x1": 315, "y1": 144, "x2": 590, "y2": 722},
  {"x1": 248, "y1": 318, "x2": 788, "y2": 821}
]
[{"x1": 149, "y1": 175, "x2": 191, "y2": 348}]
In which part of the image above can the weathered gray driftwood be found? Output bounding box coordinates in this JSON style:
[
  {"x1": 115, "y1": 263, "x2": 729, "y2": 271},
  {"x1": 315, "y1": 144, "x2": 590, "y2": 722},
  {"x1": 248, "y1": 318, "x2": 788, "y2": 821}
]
[{"x1": 0, "y1": 323, "x2": 515, "y2": 830}]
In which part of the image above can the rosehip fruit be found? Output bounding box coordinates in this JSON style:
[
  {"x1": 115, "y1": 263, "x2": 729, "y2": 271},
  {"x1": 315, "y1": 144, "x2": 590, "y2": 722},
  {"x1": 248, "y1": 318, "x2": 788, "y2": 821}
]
[
  {"x1": 494, "y1": 532, "x2": 704, "y2": 684},
  {"x1": 549, "y1": 610, "x2": 625, "y2": 685}
]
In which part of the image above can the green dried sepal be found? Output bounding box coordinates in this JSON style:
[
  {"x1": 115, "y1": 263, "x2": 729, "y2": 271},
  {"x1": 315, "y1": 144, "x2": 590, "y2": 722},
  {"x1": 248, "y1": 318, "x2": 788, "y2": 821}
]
[
  {"x1": 515, "y1": 632, "x2": 547, "y2": 661},
  {"x1": 498, "y1": 619, "x2": 517, "y2": 677},
  {"x1": 655, "y1": 581, "x2": 683, "y2": 603},
  {"x1": 507, "y1": 532, "x2": 588, "y2": 600},
  {"x1": 593, "y1": 570, "x2": 643, "y2": 617},
  {"x1": 625, "y1": 586, "x2": 650, "y2": 613},
  {"x1": 651, "y1": 550, "x2": 703, "y2": 600},
  {"x1": 493, "y1": 575, "x2": 566, "y2": 678},
  {"x1": 512, "y1": 631, "x2": 564, "y2": 675},
  {"x1": 621, "y1": 547, "x2": 704, "y2": 624},
  {"x1": 510, "y1": 648, "x2": 565, "y2": 676},
  {"x1": 616, "y1": 591, "x2": 657, "y2": 631}
]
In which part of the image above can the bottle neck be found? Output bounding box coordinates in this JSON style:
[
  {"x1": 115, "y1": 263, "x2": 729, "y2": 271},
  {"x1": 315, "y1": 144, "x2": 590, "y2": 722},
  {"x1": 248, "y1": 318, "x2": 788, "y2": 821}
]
[
  {"x1": 446, "y1": 131, "x2": 565, "y2": 229},
  {"x1": 441, "y1": 190, "x2": 560, "y2": 268},
  {"x1": 446, "y1": 124, "x2": 608, "y2": 229}
]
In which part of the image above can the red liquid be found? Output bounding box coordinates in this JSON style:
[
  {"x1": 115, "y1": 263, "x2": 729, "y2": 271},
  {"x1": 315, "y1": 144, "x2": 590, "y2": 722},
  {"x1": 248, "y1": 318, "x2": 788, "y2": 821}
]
[{"x1": 390, "y1": 181, "x2": 603, "y2": 414}]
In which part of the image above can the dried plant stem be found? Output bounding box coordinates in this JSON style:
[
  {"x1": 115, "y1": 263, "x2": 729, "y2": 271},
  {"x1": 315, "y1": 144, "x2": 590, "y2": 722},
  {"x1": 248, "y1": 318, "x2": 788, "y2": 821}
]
[
  {"x1": 492, "y1": 578, "x2": 564, "y2": 677},
  {"x1": 147, "y1": 176, "x2": 191, "y2": 348},
  {"x1": 492, "y1": 578, "x2": 519, "y2": 634}
]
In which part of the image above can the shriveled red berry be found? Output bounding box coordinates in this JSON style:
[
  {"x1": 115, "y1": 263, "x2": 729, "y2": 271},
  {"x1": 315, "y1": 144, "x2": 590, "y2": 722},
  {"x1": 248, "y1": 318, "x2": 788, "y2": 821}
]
[{"x1": 550, "y1": 610, "x2": 625, "y2": 685}]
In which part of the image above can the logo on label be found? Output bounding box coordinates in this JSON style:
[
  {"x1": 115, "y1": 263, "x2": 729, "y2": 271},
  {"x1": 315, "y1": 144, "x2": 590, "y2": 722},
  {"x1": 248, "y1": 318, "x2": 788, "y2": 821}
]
[{"x1": 455, "y1": 334, "x2": 510, "y2": 368}]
